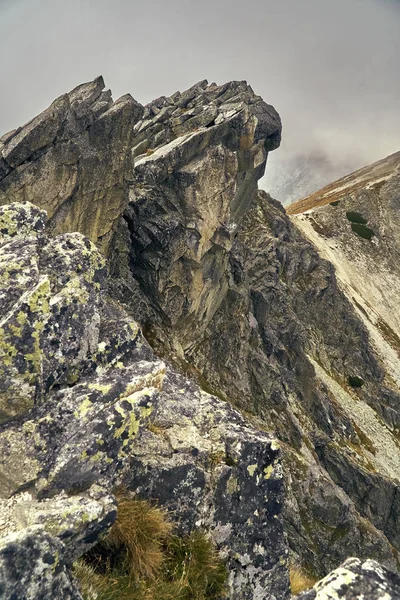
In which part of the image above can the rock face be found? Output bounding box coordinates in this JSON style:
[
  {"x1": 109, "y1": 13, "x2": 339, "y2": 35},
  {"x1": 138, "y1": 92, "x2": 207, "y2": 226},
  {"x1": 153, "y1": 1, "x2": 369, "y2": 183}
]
[
  {"x1": 0, "y1": 76, "x2": 143, "y2": 252},
  {"x1": 123, "y1": 179, "x2": 400, "y2": 576},
  {"x1": 1, "y1": 76, "x2": 400, "y2": 599},
  {"x1": 0, "y1": 77, "x2": 280, "y2": 256},
  {"x1": 0, "y1": 202, "x2": 288, "y2": 599},
  {"x1": 125, "y1": 370, "x2": 287, "y2": 600},
  {"x1": 294, "y1": 558, "x2": 400, "y2": 599}
]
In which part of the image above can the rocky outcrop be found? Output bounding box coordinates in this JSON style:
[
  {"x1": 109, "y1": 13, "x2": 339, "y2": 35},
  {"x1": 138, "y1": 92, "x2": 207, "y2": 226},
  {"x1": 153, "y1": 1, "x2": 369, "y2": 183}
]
[
  {"x1": 0, "y1": 202, "x2": 288, "y2": 599},
  {"x1": 125, "y1": 369, "x2": 287, "y2": 600},
  {"x1": 1, "y1": 76, "x2": 400, "y2": 596},
  {"x1": 0, "y1": 76, "x2": 143, "y2": 252},
  {"x1": 121, "y1": 169, "x2": 400, "y2": 575},
  {"x1": 294, "y1": 558, "x2": 400, "y2": 599},
  {"x1": 0, "y1": 77, "x2": 280, "y2": 256},
  {"x1": 106, "y1": 88, "x2": 400, "y2": 575}
]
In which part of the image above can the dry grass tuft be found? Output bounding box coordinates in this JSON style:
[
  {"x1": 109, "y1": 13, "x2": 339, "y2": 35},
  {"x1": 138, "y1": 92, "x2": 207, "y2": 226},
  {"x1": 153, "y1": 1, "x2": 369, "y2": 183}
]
[
  {"x1": 289, "y1": 565, "x2": 317, "y2": 595},
  {"x1": 163, "y1": 530, "x2": 227, "y2": 600},
  {"x1": 74, "y1": 491, "x2": 227, "y2": 600},
  {"x1": 101, "y1": 493, "x2": 172, "y2": 580}
]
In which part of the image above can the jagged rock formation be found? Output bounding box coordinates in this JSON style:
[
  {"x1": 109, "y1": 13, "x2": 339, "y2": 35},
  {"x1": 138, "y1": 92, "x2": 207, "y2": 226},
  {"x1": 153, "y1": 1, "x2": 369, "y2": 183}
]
[
  {"x1": 1, "y1": 77, "x2": 400, "y2": 599},
  {"x1": 294, "y1": 557, "x2": 400, "y2": 599},
  {"x1": 0, "y1": 203, "x2": 288, "y2": 599},
  {"x1": 0, "y1": 76, "x2": 280, "y2": 256},
  {"x1": 0, "y1": 76, "x2": 143, "y2": 252}
]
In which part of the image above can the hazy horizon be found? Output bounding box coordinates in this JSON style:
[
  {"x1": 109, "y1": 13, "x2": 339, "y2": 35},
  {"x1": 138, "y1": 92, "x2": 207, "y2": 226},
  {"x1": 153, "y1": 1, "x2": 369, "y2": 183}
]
[{"x1": 1, "y1": 0, "x2": 399, "y2": 200}]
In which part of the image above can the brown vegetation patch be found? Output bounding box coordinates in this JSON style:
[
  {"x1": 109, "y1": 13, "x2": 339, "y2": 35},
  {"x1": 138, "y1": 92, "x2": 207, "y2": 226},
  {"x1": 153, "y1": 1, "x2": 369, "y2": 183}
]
[
  {"x1": 74, "y1": 491, "x2": 227, "y2": 600},
  {"x1": 289, "y1": 565, "x2": 317, "y2": 595}
]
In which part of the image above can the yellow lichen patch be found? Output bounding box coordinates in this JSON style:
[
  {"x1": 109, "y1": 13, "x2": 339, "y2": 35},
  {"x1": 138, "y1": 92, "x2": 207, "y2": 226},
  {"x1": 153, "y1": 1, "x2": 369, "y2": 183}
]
[
  {"x1": 0, "y1": 339, "x2": 18, "y2": 366},
  {"x1": 21, "y1": 420, "x2": 46, "y2": 451},
  {"x1": 16, "y1": 311, "x2": 27, "y2": 325},
  {"x1": 247, "y1": 464, "x2": 258, "y2": 477},
  {"x1": 263, "y1": 465, "x2": 274, "y2": 479},
  {"x1": 129, "y1": 321, "x2": 140, "y2": 336},
  {"x1": 27, "y1": 277, "x2": 50, "y2": 314},
  {"x1": 270, "y1": 439, "x2": 280, "y2": 451},
  {"x1": 89, "y1": 452, "x2": 104, "y2": 463},
  {"x1": 53, "y1": 278, "x2": 90, "y2": 307},
  {"x1": 226, "y1": 474, "x2": 239, "y2": 494},
  {"x1": 74, "y1": 397, "x2": 93, "y2": 420},
  {"x1": 0, "y1": 276, "x2": 53, "y2": 421},
  {"x1": 88, "y1": 382, "x2": 112, "y2": 394},
  {"x1": 25, "y1": 320, "x2": 45, "y2": 375},
  {"x1": 114, "y1": 389, "x2": 154, "y2": 446},
  {"x1": 9, "y1": 323, "x2": 23, "y2": 337},
  {"x1": 313, "y1": 567, "x2": 357, "y2": 597}
]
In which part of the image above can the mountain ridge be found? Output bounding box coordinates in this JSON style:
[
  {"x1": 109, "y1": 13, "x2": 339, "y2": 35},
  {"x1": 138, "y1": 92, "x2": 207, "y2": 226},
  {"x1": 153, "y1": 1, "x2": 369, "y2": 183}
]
[
  {"x1": 287, "y1": 150, "x2": 400, "y2": 214},
  {"x1": 0, "y1": 77, "x2": 399, "y2": 600}
]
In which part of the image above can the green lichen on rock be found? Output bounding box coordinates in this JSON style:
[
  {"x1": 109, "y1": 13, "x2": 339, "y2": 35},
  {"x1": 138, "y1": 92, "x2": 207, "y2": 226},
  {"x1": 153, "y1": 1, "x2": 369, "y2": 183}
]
[{"x1": 0, "y1": 201, "x2": 149, "y2": 425}]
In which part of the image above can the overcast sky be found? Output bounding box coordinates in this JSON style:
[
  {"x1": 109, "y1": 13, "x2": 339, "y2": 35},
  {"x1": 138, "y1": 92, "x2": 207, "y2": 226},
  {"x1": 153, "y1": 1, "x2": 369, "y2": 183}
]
[{"x1": 1, "y1": 0, "x2": 399, "y2": 196}]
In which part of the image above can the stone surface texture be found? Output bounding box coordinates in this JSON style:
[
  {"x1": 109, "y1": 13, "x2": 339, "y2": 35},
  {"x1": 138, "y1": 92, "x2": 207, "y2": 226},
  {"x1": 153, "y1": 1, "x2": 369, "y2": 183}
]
[
  {"x1": 0, "y1": 200, "x2": 288, "y2": 599},
  {"x1": 294, "y1": 557, "x2": 400, "y2": 599},
  {"x1": 1, "y1": 76, "x2": 400, "y2": 600}
]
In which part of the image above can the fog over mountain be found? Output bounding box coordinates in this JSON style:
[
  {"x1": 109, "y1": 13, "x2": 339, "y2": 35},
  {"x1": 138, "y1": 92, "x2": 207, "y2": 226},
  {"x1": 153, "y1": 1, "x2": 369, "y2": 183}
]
[{"x1": 1, "y1": 0, "x2": 399, "y2": 203}]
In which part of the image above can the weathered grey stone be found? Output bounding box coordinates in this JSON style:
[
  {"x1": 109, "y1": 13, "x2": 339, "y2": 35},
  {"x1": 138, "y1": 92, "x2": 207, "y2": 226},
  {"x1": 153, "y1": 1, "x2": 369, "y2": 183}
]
[
  {"x1": 125, "y1": 368, "x2": 289, "y2": 600},
  {"x1": 294, "y1": 558, "x2": 400, "y2": 599},
  {"x1": 0, "y1": 202, "x2": 109, "y2": 423},
  {"x1": 0, "y1": 527, "x2": 83, "y2": 600},
  {"x1": 0, "y1": 158, "x2": 11, "y2": 180},
  {"x1": 0, "y1": 488, "x2": 116, "y2": 563},
  {"x1": 68, "y1": 75, "x2": 105, "y2": 119},
  {"x1": 0, "y1": 78, "x2": 280, "y2": 258},
  {"x1": 0, "y1": 79, "x2": 144, "y2": 251},
  {"x1": 1, "y1": 94, "x2": 69, "y2": 168},
  {"x1": 0, "y1": 200, "x2": 290, "y2": 600}
]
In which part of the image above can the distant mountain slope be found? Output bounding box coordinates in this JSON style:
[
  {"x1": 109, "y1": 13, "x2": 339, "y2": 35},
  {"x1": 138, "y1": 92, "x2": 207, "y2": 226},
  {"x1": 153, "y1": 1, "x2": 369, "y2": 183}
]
[
  {"x1": 289, "y1": 151, "x2": 400, "y2": 389},
  {"x1": 287, "y1": 150, "x2": 400, "y2": 214}
]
